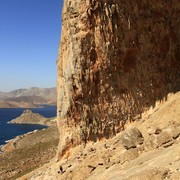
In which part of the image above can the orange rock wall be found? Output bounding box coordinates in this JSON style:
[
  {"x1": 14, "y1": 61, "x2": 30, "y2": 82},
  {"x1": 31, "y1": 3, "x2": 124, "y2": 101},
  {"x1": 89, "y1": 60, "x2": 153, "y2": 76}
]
[{"x1": 57, "y1": 0, "x2": 180, "y2": 158}]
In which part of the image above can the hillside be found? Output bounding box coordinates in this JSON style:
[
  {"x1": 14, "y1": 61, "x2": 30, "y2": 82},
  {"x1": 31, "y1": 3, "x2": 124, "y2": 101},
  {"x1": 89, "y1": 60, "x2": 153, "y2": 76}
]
[
  {"x1": 0, "y1": 92, "x2": 7, "y2": 100},
  {"x1": 18, "y1": 92, "x2": 180, "y2": 180},
  {"x1": 0, "y1": 87, "x2": 56, "y2": 108},
  {"x1": 0, "y1": 96, "x2": 48, "y2": 108},
  {"x1": 7, "y1": 87, "x2": 56, "y2": 100},
  {"x1": 0, "y1": 125, "x2": 59, "y2": 180}
]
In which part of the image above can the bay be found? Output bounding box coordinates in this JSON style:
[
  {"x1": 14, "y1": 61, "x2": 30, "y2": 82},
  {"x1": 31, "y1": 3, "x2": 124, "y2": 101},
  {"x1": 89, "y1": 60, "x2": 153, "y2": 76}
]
[{"x1": 0, "y1": 105, "x2": 56, "y2": 146}]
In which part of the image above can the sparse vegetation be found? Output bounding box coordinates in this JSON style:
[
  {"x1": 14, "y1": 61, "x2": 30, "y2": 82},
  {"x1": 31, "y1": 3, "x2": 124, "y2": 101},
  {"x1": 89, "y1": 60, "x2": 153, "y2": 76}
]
[{"x1": 0, "y1": 126, "x2": 59, "y2": 180}]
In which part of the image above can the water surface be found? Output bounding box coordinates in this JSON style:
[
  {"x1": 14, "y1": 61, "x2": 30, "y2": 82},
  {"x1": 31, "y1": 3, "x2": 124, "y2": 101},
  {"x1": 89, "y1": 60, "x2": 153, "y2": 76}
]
[{"x1": 0, "y1": 106, "x2": 56, "y2": 146}]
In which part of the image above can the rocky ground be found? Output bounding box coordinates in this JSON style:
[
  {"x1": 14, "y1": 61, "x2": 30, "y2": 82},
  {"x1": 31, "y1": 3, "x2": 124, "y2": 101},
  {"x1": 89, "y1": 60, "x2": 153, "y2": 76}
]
[
  {"x1": 0, "y1": 125, "x2": 59, "y2": 180},
  {"x1": 17, "y1": 92, "x2": 180, "y2": 180}
]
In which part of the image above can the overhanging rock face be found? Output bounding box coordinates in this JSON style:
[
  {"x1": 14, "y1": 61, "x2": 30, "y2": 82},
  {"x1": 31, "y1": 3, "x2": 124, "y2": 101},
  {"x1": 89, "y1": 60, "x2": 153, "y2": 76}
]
[{"x1": 57, "y1": 0, "x2": 180, "y2": 158}]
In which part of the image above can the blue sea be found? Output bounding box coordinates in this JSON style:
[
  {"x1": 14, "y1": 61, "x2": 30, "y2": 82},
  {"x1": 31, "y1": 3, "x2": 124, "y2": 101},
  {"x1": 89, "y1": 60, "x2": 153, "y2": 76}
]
[{"x1": 0, "y1": 105, "x2": 56, "y2": 146}]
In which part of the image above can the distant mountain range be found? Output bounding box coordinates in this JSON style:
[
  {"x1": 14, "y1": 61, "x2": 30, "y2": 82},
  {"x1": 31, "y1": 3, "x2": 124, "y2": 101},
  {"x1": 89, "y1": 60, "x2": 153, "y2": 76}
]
[{"x1": 0, "y1": 87, "x2": 56, "y2": 108}]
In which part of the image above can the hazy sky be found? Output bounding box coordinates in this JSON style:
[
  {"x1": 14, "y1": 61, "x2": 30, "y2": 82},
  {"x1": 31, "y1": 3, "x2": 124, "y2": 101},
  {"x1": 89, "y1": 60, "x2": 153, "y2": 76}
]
[{"x1": 0, "y1": 0, "x2": 63, "y2": 92}]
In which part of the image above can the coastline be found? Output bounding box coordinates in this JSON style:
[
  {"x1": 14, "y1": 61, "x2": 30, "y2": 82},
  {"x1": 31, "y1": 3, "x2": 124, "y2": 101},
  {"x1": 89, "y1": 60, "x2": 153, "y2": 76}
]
[
  {"x1": 1, "y1": 114, "x2": 57, "y2": 153},
  {"x1": 0, "y1": 106, "x2": 56, "y2": 148},
  {"x1": 0, "y1": 103, "x2": 57, "y2": 109},
  {"x1": 0, "y1": 124, "x2": 59, "y2": 180},
  {"x1": 0, "y1": 127, "x2": 47, "y2": 153},
  {"x1": 0, "y1": 105, "x2": 58, "y2": 179}
]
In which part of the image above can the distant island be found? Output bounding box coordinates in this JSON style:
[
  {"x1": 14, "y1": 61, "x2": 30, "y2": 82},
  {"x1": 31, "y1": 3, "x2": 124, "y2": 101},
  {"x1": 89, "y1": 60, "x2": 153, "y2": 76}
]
[
  {"x1": 8, "y1": 109, "x2": 56, "y2": 126},
  {"x1": 0, "y1": 87, "x2": 56, "y2": 108}
]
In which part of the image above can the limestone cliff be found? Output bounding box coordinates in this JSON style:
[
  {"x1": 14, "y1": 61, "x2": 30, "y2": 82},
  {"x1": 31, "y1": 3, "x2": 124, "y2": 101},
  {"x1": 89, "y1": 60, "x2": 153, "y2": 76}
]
[{"x1": 57, "y1": 0, "x2": 180, "y2": 158}]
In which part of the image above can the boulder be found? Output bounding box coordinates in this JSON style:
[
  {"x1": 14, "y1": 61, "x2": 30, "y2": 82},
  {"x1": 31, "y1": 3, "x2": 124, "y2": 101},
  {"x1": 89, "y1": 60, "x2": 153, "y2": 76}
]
[
  {"x1": 154, "y1": 132, "x2": 172, "y2": 147},
  {"x1": 121, "y1": 128, "x2": 144, "y2": 150}
]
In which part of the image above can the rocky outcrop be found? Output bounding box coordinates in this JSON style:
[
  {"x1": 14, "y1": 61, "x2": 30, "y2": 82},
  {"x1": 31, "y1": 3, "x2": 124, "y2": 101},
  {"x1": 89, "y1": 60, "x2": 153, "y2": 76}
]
[
  {"x1": 57, "y1": 0, "x2": 180, "y2": 158},
  {"x1": 9, "y1": 109, "x2": 52, "y2": 125}
]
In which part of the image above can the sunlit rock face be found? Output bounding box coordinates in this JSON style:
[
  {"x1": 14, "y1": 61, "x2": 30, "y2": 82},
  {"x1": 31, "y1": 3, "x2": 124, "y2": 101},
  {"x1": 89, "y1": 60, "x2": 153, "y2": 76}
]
[{"x1": 57, "y1": 0, "x2": 180, "y2": 158}]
